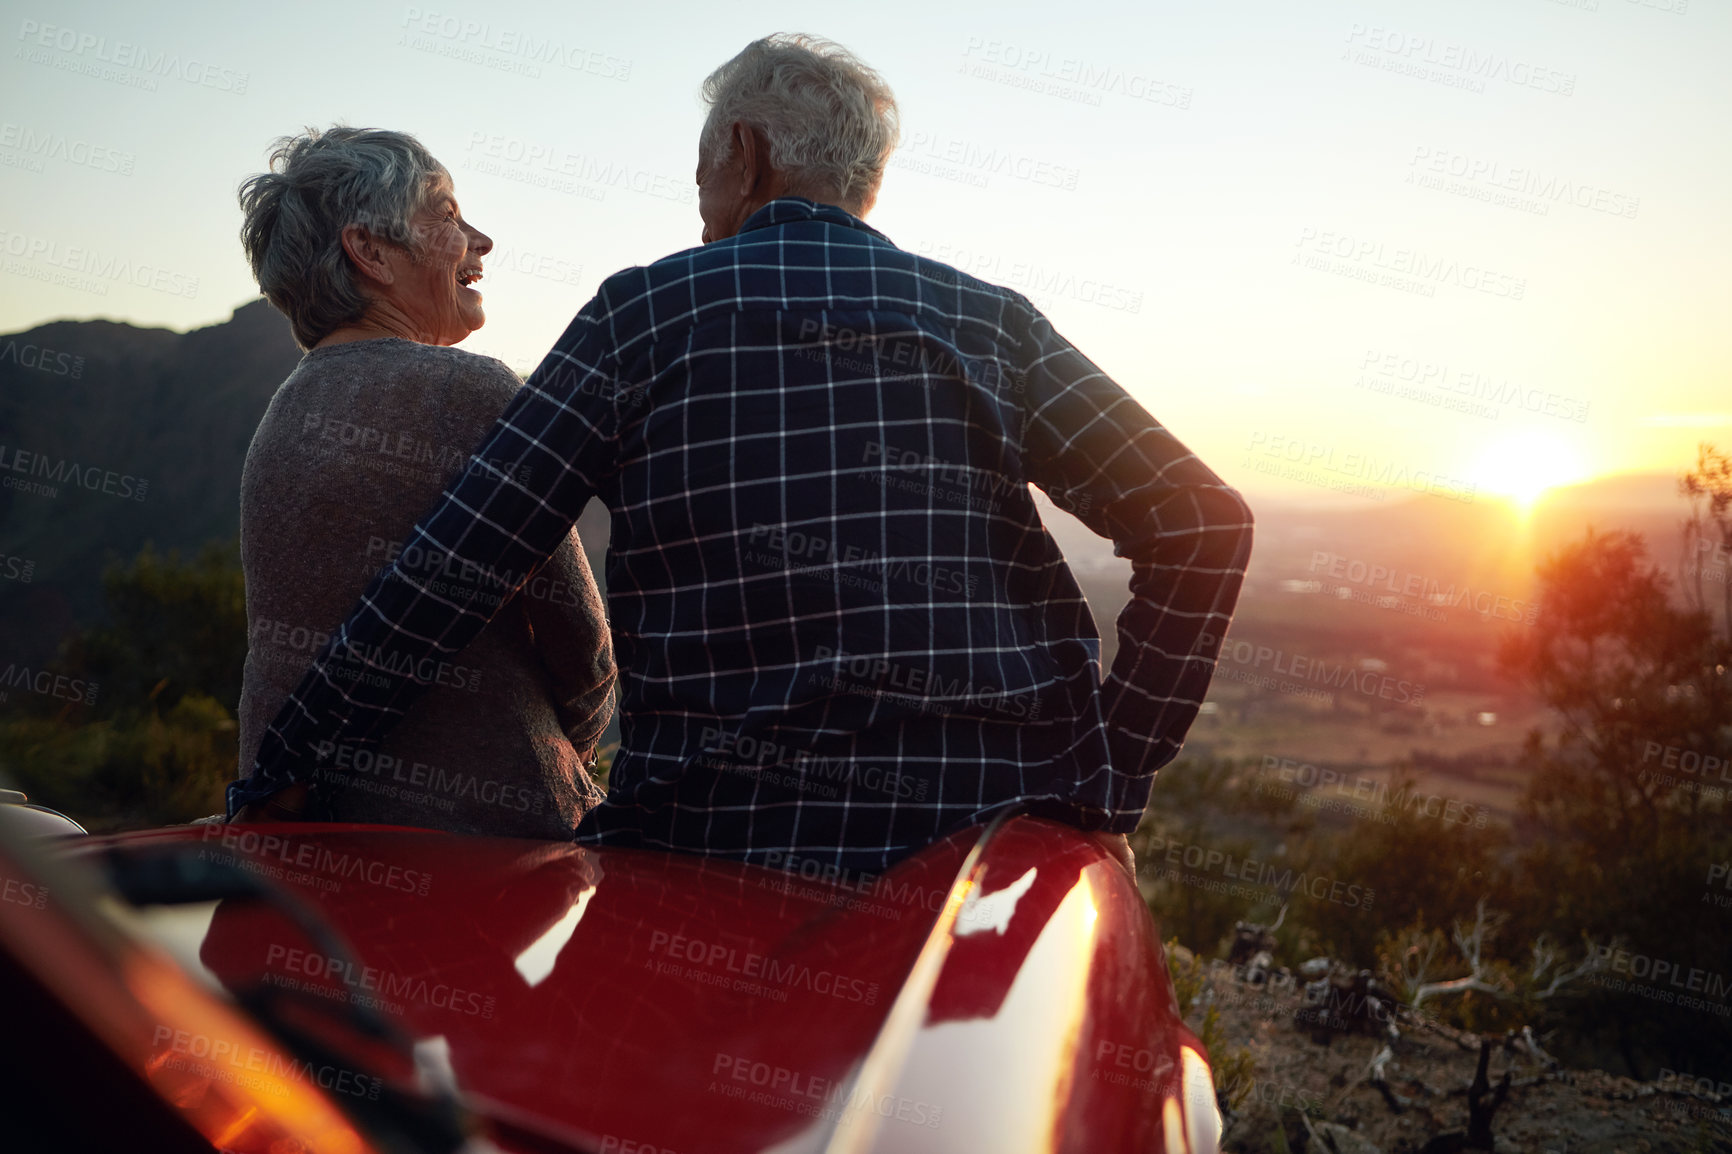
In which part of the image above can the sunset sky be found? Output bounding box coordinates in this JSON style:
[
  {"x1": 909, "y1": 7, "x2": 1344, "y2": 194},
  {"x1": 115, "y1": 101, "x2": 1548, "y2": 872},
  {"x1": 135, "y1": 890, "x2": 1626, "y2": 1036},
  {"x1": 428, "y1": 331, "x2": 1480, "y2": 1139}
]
[{"x1": 2, "y1": 0, "x2": 1727, "y2": 508}]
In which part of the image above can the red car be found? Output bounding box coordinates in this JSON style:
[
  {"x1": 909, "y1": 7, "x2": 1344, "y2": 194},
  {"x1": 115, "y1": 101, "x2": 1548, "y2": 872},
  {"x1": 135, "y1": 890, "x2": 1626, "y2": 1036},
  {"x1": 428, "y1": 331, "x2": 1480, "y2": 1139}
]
[{"x1": 1, "y1": 796, "x2": 1222, "y2": 1152}]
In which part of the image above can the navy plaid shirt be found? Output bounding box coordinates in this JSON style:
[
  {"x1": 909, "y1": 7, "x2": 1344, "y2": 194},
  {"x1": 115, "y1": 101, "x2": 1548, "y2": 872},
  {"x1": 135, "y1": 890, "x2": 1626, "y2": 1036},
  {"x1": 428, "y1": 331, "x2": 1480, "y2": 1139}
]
[{"x1": 231, "y1": 198, "x2": 1253, "y2": 872}]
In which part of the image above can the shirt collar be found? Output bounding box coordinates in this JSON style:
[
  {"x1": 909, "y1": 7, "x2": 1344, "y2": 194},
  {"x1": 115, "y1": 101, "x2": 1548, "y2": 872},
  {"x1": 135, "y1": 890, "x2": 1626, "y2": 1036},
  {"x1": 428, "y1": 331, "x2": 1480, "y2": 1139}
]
[{"x1": 736, "y1": 197, "x2": 891, "y2": 242}]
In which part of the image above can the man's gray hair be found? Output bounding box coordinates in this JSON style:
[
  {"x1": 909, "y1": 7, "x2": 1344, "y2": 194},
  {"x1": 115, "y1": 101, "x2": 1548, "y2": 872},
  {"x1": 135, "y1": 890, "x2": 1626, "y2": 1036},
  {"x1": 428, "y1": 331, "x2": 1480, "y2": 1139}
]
[
  {"x1": 238, "y1": 126, "x2": 448, "y2": 349},
  {"x1": 700, "y1": 34, "x2": 899, "y2": 213}
]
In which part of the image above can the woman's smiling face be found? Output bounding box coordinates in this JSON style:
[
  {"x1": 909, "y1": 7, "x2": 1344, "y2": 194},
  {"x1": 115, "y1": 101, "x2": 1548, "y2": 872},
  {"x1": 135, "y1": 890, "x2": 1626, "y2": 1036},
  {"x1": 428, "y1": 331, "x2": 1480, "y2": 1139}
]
[{"x1": 378, "y1": 174, "x2": 494, "y2": 345}]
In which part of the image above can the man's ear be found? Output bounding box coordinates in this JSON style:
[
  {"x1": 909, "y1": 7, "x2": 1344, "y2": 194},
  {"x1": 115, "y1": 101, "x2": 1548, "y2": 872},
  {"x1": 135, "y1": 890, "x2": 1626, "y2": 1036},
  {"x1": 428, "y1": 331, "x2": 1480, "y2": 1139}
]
[
  {"x1": 340, "y1": 224, "x2": 395, "y2": 288},
  {"x1": 732, "y1": 121, "x2": 776, "y2": 199}
]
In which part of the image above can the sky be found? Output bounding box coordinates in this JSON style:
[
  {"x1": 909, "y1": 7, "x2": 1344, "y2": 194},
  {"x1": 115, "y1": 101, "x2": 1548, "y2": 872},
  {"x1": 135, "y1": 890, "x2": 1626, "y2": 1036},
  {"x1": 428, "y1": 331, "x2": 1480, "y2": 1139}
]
[{"x1": 2, "y1": 0, "x2": 1727, "y2": 509}]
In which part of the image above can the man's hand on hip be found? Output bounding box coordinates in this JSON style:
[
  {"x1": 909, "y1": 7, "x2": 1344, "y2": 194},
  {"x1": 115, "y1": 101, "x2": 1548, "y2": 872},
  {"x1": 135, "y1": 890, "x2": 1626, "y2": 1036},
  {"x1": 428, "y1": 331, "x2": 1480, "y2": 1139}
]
[
  {"x1": 1089, "y1": 831, "x2": 1136, "y2": 879},
  {"x1": 232, "y1": 781, "x2": 311, "y2": 823}
]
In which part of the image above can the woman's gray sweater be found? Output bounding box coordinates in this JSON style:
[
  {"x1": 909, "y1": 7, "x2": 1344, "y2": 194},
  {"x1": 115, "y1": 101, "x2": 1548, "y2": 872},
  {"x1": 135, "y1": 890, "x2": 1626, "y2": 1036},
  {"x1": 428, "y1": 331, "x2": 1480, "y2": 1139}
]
[{"x1": 237, "y1": 338, "x2": 615, "y2": 837}]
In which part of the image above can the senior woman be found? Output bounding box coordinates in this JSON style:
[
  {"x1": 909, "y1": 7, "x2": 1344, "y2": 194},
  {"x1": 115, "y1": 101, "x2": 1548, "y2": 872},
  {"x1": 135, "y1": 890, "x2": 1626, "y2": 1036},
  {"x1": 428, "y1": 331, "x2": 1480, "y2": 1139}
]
[{"x1": 229, "y1": 125, "x2": 614, "y2": 837}]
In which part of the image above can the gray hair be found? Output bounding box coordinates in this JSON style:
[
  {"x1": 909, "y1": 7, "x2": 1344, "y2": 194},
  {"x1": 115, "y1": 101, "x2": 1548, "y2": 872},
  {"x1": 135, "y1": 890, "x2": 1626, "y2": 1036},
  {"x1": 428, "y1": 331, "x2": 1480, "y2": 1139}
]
[
  {"x1": 699, "y1": 34, "x2": 899, "y2": 214},
  {"x1": 238, "y1": 126, "x2": 448, "y2": 349}
]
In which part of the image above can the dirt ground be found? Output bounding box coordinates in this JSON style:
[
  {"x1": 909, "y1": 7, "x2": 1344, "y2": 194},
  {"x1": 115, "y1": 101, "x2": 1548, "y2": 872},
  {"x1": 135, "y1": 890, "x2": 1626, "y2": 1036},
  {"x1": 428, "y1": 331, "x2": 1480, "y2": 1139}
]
[{"x1": 1175, "y1": 951, "x2": 1732, "y2": 1154}]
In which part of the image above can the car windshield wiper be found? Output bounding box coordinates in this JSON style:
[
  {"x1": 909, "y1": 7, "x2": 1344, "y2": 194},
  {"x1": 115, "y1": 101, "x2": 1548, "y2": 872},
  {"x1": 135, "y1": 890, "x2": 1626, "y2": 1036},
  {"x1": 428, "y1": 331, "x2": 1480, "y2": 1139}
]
[{"x1": 98, "y1": 844, "x2": 479, "y2": 1154}]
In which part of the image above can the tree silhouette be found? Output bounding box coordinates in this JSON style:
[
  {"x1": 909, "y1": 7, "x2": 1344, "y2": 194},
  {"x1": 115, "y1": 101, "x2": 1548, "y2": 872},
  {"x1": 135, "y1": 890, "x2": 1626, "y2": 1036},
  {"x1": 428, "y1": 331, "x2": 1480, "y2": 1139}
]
[
  {"x1": 0, "y1": 540, "x2": 245, "y2": 828},
  {"x1": 67, "y1": 540, "x2": 248, "y2": 716},
  {"x1": 1501, "y1": 529, "x2": 1728, "y2": 844},
  {"x1": 1499, "y1": 463, "x2": 1732, "y2": 1076},
  {"x1": 1680, "y1": 442, "x2": 1732, "y2": 642}
]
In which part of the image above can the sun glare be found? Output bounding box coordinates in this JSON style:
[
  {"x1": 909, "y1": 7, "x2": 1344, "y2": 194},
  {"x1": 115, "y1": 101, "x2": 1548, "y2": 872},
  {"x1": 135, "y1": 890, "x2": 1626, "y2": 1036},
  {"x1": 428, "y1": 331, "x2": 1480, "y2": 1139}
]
[{"x1": 1468, "y1": 431, "x2": 1592, "y2": 513}]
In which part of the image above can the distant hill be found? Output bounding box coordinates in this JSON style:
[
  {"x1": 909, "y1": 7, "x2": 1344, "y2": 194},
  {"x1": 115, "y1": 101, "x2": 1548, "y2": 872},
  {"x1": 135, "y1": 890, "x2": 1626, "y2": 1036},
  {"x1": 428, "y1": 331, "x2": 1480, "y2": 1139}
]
[
  {"x1": 1038, "y1": 468, "x2": 1699, "y2": 690},
  {"x1": 1529, "y1": 471, "x2": 1691, "y2": 560},
  {"x1": 0, "y1": 300, "x2": 302, "y2": 663},
  {"x1": 2, "y1": 297, "x2": 1704, "y2": 686}
]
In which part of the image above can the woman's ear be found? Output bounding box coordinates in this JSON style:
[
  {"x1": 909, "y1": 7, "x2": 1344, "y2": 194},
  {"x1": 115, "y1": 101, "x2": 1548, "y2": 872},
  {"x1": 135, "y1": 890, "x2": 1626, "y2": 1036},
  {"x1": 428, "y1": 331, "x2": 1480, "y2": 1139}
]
[{"x1": 339, "y1": 223, "x2": 396, "y2": 288}]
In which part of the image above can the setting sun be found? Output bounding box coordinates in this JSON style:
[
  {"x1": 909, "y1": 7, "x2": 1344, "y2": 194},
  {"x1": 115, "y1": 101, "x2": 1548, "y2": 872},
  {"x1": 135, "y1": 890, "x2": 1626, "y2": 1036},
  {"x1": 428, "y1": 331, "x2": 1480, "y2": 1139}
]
[{"x1": 1468, "y1": 431, "x2": 1593, "y2": 512}]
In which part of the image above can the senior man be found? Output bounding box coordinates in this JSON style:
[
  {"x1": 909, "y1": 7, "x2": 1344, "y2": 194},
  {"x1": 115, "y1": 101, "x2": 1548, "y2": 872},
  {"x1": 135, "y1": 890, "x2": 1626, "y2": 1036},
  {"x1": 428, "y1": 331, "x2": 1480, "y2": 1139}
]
[{"x1": 231, "y1": 33, "x2": 1254, "y2": 873}]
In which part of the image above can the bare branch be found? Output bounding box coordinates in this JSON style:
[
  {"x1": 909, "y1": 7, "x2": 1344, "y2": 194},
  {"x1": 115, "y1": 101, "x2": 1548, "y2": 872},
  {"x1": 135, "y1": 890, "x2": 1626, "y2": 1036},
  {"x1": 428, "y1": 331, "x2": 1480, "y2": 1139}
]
[
  {"x1": 1516, "y1": 1025, "x2": 1559, "y2": 1069},
  {"x1": 1412, "y1": 973, "x2": 1504, "y2": 1010},
  {"x1": 1531, "y1": 939, "x2": 1603, "y2": 1000}
]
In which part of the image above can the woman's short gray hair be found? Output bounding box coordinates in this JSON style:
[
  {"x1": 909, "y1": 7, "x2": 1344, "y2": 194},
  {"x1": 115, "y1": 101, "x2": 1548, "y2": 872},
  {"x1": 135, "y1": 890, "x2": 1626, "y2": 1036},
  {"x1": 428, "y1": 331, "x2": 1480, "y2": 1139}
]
[
  {"x1": 238, "y1": 126, "x2": 448, "y2": 349},
  {"x1": 700, "y1": 34, "x2": 899, "y2": 214}
]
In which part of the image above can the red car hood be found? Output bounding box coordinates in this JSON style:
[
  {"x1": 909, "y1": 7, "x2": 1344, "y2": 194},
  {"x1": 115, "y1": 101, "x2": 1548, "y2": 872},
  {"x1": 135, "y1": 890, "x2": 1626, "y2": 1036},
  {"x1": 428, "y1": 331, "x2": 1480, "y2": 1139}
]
[{"x1": 59, "y1": 815, "x2": 1220, "y2": 1153}]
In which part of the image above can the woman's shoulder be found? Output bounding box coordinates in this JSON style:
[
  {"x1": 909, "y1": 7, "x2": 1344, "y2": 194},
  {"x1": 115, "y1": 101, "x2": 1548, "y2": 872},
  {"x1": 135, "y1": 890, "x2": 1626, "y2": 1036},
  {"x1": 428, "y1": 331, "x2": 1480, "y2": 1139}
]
[
  {"x1": 289, "y1": 340, "x2": 525, "y2": 424},
  {"x1": 397, "y1": 341, "x2": 520, "y2": 375},
  {"x1": 303, "y1": 338, "x2": 518, "y2": 388},
  {"x1": 407, "y1": 343, "x2": 527, "y2": 412}
]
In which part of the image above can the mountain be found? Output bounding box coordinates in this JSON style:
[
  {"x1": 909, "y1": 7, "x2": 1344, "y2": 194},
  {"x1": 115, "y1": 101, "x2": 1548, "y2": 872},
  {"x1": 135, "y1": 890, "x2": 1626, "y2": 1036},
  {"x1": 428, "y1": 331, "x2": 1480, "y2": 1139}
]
[
  {"x1": 1, "y1": 297, "x2": 1704, "y2": 686},
  {"x1": 0, "y1": 300, "x2": 302, "y2": 663},
  {"x1": 1038, "y1": 469, "x2": 1698, "y2": 695}
]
